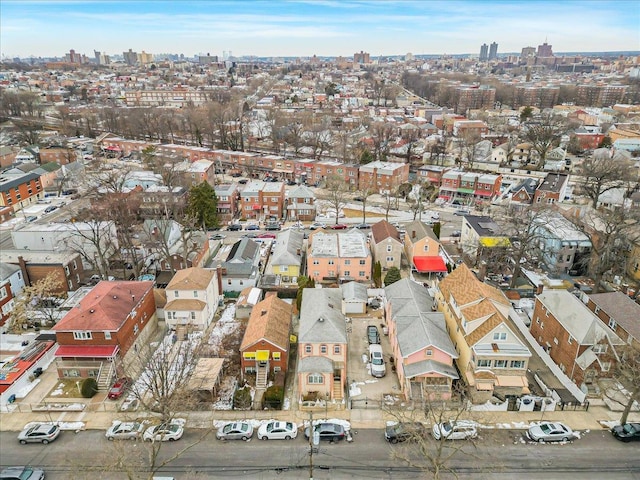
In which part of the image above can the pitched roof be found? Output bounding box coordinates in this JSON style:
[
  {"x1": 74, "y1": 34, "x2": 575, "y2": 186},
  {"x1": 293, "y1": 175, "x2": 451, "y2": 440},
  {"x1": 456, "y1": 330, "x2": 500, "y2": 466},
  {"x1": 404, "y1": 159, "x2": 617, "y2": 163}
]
[
  {"x1": 371, "y1": 220, "x2": 401, "y2": 243},
  {"x1": 341, "y1": 281, "x2": 367, "y2": 302},
  {"x1": 438, "y1": 264, "x2": 509, "y2": 308},
  {"x1": 164, "y1": 299, "x2": 207, "y2": 311},
  {"x1": 588, "y1": 291, "x2": 640, "y2": 342},
  {"x1": 166, "y1": 267, "x2": 216, "y2": 291},
  {"x1": 537, "y1": 290, "x2": 624, "y2": 345},
  {"x1": 299, "y1": 288, "x2": 346, "y2": 344},
  {"x1": 288, "y1": 184, "x2": 315, "y2": 199},
  {"x1": 240, "y1": 295, "x2": 292, "y2": 351},
  {"x1": 53, "y1": 281, "x2": 154, "y2": 332},
  {"x1": 405, "y1": 220, "x2": 438, "y2": 242},
  {"x1": 270, "y1": 229, "x2": 304, "y2": 267},
  {"x1": 385, "y1": 278, "x2": 458, "y2": 359}
]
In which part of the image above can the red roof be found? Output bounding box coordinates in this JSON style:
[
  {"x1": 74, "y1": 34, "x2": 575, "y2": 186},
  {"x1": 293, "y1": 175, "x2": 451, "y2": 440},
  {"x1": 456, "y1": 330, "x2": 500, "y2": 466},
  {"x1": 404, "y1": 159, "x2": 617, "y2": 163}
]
[
  {"x1": 55, "y1": 345, "x2": 119, "y2": 358},
  {"x1": 413, "y1": 256, "x2": 447, "y2": 273}
]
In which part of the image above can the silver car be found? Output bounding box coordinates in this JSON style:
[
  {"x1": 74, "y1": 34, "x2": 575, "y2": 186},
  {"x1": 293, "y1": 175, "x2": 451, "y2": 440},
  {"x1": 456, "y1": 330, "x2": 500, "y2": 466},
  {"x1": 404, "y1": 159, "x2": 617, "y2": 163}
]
[
  {"x1": 526, "y1": 422, "x2": 575, "y2": 442},
  {"x1": 105, "y1": 421, "x2": 144, "y2": 440},
  {"x1": 216, "y1": 421, "x2": 254, "y2": 441},
  {"x1": 18, "y1": 423, "x2": 60, "y2": 444},
  {"x1": 1, "y1": 466, "x2": 45, "y2": 480}
]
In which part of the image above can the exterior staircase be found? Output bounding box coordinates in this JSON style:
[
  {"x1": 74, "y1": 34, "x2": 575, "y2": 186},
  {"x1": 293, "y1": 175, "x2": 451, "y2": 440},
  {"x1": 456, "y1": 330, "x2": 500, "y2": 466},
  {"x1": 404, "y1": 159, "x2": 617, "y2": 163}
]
[
  {"x1": 333, "y1": 380, "x2": 343, "y2": 400},
  {"x1": 256, "y1": 364, "x2": 268, "y2": 389},
  {"x1": 97, "y1": 362, "x2": 114, "y2": 390}
]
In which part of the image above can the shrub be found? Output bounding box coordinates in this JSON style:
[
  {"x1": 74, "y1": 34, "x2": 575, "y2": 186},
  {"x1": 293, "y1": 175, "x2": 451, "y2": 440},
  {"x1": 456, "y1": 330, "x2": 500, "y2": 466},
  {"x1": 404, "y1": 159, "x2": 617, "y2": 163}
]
[
  {"x1": 233, "y1": 385, "x2": 252, "y2": 410},
  {"x1": 263, "y1": 385, "x2": 284, "y2": 410},
  {"x1": 80, "y1": 377, "x2": 98, "y2": 398}
]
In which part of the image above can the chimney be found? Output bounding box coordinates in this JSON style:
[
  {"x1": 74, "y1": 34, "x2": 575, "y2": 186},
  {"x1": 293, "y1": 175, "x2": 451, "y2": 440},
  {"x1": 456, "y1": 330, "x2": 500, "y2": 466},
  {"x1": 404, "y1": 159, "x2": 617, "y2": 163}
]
[
  {"x1": 17, "y1": 255, "x2": 31, "y2": 286},
  {"x1": 296, "y1": 248, "x2": 301, "y2": 256},
  {"x1": 536, "y1": 284, "x2": 544, "y2": 295},
  {"x1": 216, "y1": 265, "x2": 223, "y2": 294},
  {"x1": 131, "y1": 295, "x2": 135, "y2": 303},
  {"x1": 412, "y1": 230, "x2": 416, "y2": 239}
]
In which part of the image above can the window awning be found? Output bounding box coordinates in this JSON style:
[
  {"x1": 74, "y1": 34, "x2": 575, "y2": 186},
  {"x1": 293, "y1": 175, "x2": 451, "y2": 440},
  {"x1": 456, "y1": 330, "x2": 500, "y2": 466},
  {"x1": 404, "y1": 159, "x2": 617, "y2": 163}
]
[
  {"x1": 413, "y1": 256, "x2": 447, "y2": 273},
  {"x1": 495, "y1": 375, "x2": 529, "y2": 388},
  {"x1": 479, "y1": 237, "x2": 511, "y2": 248},
  {"x1": 474, "y1": 190, "x2": 492, "y2": 197},
  {"x1": 252, "y1": 204, "x2": 261, "y2": 210},
  {"x1": 55, "y1": 345, "x2": 119, "y2": 358},
  {"x1": 457, "y1": 188, "x2": 474, "y2": 194}
]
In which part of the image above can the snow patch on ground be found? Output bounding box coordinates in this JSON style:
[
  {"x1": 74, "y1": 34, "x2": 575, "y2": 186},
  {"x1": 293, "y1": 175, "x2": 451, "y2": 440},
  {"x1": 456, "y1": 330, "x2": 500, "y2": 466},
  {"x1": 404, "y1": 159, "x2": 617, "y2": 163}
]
[
  {"x1": 349, "y1": 383, "x2": 362, "y2": 397},
  {"x1": 208, "y1": 304, "x2": 239, "y2": 355},
  {"x1": 24, "y1": 421, "x2": 85, "y2": 431}
]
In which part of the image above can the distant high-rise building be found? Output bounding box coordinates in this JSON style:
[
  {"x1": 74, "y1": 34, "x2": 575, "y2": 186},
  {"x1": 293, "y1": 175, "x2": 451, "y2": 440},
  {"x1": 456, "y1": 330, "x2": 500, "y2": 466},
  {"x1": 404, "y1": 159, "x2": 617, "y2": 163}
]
[
  {"x1": 354, "y1": 51, "x2": 370, "y2": 64},
  {"x1": 94, "y1": 50, "x2": 110, "y2": 65},
  {"x1": 521, "y1": 46, "x2": 536, "y2": 61},
  {"x1": 537, "y1": 42, "x2": 553, "y2": 57},
  {"x1": 479, "y1": 43, "x2": 488, "y2": 61},
  {"x1": 123, "y1": 49, "x2": 138, "y2": 65},
  {"x1": 137, "y1": 50, "x2": 154, "y2": 65},
  {"x1": 198, "y1": 53, "x2": 218, "y2": 64},
  {"x1": 489, "y1": 42, "x2": 498, "y2": 60}
]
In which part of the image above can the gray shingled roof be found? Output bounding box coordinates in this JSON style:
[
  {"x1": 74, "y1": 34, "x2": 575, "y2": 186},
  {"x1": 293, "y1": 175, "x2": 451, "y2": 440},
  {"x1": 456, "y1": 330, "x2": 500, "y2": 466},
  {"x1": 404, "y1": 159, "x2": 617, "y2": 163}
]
[
  {"x1": 385, "y1": 278, "x2": 458, "y2": 362},
  {"x1": 0, "y1": 262, "x2": 21, "y2": 281},
  {"x1": 403, "y1": 359, "x2": 459, "y2": 379},
  {"x1": 299, "y1": 288, "x2": 346, "y2": 344},
  {"x1": 341, "y1": 281, "x2": 367, "y2": 302},
  {"x1": 405, "y1": 220, "x2": 438, "y2": 242},
  {"x1": 270, "y1": 229, "x2": 303, "y2": 267},
  {"x1": 588, "y1": 291, "x2": 640, "y2": 343}
]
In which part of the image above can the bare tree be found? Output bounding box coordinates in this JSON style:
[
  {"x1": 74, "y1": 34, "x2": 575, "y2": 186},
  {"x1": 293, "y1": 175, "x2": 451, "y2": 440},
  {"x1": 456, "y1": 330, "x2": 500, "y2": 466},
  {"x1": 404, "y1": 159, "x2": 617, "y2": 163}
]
[
  {"x1": 521, "y1": 113, "x2": 567, "y2": 166},
  {"x1": 356, "y1": 176, "x2": 376, "y2": 224},
  {"x1": 577, "y1": 149, "x2": 636, "y2": 209},
  {"x1": 8, "y1": 273, "x2": 66, "y2": 332},
  {"x1": 322, "y1": 174, "x2": 350, "y2": 225},
  {"x1": 610, "y1": 345, "x2": 640, "y2": 425},
  {"x1": 65, "y1": 218, "x2": 119, "y2": 279}
]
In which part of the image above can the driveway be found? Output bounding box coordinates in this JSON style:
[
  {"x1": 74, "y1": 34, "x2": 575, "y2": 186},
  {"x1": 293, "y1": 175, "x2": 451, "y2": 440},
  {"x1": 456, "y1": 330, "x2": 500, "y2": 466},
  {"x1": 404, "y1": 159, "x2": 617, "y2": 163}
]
[{"x1": 346, "y1": 314, "x2": 401, "y2": 404}]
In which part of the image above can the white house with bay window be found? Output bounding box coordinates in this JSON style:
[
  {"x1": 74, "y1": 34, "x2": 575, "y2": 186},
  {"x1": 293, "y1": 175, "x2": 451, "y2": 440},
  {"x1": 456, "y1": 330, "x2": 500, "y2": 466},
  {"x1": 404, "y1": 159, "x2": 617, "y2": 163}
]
[{"x1": 164, "y1": 267, "x2": 220, "y2": 331}]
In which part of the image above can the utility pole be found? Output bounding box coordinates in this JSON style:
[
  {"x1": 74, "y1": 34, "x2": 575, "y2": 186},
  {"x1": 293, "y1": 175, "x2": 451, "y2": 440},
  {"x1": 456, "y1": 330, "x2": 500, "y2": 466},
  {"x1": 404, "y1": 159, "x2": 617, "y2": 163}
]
[{"x1": 308, "y1": 411, "x2": 314, "y2": 480}]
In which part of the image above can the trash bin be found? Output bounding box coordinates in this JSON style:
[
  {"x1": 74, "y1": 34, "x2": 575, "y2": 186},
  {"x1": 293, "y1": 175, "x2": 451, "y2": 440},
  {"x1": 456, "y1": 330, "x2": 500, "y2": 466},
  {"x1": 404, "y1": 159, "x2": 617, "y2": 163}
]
[{"x1": 8, "y1": 394, "x2": 16, "y2": 404}]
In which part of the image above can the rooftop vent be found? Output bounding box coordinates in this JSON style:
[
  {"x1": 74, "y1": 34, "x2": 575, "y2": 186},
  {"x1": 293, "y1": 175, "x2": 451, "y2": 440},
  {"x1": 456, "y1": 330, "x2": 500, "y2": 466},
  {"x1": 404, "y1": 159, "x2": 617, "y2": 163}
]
[
  {"x1": 318, "y1": 317, "x2": 325, "y2": 322},
  {"x1": 89, "y1": 309, "x2": 95, "y2": 313}
]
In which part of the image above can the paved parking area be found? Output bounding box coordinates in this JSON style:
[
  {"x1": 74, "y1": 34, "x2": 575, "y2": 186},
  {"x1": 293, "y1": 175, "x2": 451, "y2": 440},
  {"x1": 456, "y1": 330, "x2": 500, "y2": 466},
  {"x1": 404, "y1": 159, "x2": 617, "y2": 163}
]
[{"x1": 346, "y1": 315, "x2": 401, "y2": 403}]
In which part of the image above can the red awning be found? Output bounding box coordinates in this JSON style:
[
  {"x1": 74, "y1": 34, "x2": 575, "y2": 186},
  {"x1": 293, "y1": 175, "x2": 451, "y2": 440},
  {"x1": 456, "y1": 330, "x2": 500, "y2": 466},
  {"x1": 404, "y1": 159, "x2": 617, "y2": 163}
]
[
  {"x1": 252, "y1": 204, "x2": 261, "y2": 210},
  {"x1": 413, "y1": 256, "x2": 448, "y2": 273},
  {"x1": 105, "y1": 146, "x2": 121, "y2": 151},
  {"x1": 474, "y1": 190, "x2": 492, "y2": 197},
  {"x1": 55, "y1": 345, "x2": 119, "y2": 358}
]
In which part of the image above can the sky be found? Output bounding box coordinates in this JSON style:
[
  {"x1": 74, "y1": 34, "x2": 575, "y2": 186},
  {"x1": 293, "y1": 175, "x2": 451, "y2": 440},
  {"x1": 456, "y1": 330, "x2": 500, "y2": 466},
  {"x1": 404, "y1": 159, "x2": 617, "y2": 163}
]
[{"x1": 1, "y1": 0, "x2": 639, "y2": 59}]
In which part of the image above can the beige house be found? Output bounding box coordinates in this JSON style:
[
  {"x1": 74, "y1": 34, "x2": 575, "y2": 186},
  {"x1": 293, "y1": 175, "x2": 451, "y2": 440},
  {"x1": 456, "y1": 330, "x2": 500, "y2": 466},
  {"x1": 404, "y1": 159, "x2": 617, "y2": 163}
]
[
  {"x1": 164, "y1": 267, "x2": 220, "y2": 331},
  {"x1": 370, "y1": 220, "x2": 403, "y2": 270},
  {"x1": 404, "y1": 220, "x2": 447, "y2": 274},
  {"x1": 435, "y1": 264, "x2": 531, "y2": 402}
]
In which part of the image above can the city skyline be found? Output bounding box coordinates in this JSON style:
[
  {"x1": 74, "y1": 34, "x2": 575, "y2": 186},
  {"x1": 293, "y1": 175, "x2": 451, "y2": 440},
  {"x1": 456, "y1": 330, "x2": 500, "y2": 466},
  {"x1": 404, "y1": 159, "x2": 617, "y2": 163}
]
[{"x1": 1, "y1": 0, "x2": 639, "y2": 59}]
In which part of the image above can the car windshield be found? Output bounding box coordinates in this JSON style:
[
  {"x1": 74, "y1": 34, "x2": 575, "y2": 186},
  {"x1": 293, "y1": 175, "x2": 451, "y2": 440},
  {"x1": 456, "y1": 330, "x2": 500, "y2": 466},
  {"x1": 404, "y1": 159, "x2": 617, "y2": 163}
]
[
  {"x1": 623, "y1": 424, "x2": 637, "y2": 434},
  {"x1": 539, "y1": 423, "x2": 553, "y2": 434},
  {"x1": 372, "y1": 357, "x2": 383, "y2": 365},
  {"x1": 18, "y1": 468, "x2": 34, "y2": 480},
  {"x1": 441, "y1": 422, "x2": 453, "y2": 433}
]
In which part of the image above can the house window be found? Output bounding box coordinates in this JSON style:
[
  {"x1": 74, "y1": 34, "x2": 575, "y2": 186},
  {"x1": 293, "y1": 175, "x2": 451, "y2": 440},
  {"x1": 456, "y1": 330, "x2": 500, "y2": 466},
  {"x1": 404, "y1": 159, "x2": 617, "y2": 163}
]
[
  {"x1": 344, "y1": 271, "x2": 350, "y2": 277},
  {"x1": 345, "y1": 260, "x2": 351, "y2": 265},
  {"x1": 601, "y1": 361, "x2": 611, "y2": 372},
  {"x1": 426, "y1": 349, "x2": 433, "y2": 356},
  {"x1": 494, "y1": 360, "x2": 507, "y2": 368},
  {"x1": 423, "y1": 245, "x2": 429, "y2": 252},
  {"x1": 174, "y1": 291, "x2": 179, "y2": 297},
  {"x1": 593, "y1": 344, "x2": 607, "y2": 354},
  {"x1": 245, "y1": 366, "x2": 256, "y2": 374},
  {"x1": 308, "y1": 373, "x2": 323, "y2": 384},
  {"x1": 328, "y1": 260, "x2": 334, "y2": 265},
  {"x1": 305, "y1": 344, "x2": 312, "y2": 354},
  {"x1": 387, "y1": 245, "x2": 392, "y2": 252},
  {"x1": 477, "y1": 359, "x2": 491, "y2": 367},
  {"x1": 313, "y1": 260, "x2": 319, "y2": 265},
  {"x1": 608, "y1": 319, "x2": 616, "y2": 330},
  {"x1": 334, "y1": 345, "x2": 340, "y2": 354},
  {"x1": 62, "y1": 369, "x2": 80, "y2": 378},
  {"x1": 510, "y1": 360, "x2": 525, "y2": 368},
  {"x1": 191, "y1": 312, "x2": 196, "y2": 320},
  {"x1": 193, "y1": 291, "x2": 198, "y2": 297},
  {"x1": 386, "y1": 257, "x2": 394, "y2": 262},
  {"x1": 133, "y1": 324, "x2": 139, "y2": 335},
  {"x1": 272, "y1": 352, "x2": 281, "y2": 361},
  {"x1": 359, "y1": 260, "x2": 365, "y2": 265},
  {"x1": 493, "y1": 332, "x2": 507, "y2": 341},
  {"x1": 274, "y1": 366, "x2": 282, "y2": 373},
  {"x1": 320, "y1": 345, "x2": 327, "y2": 354},
  {"x1": 104, "y1": 331, "x2": 111, "y2": 340},
  {"x1": 359, "y1": 271, "x2": 365, "y2": 277},
  {"x1": 73, "y1": 331, "x2": 92, "y2": 340}
]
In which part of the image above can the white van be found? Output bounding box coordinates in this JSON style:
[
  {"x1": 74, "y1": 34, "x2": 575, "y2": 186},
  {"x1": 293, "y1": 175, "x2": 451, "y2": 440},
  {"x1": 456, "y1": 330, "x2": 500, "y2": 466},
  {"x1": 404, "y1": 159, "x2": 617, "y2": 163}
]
[{"x1": 369, "y1": 344, "x2": 386, "y2": 378}]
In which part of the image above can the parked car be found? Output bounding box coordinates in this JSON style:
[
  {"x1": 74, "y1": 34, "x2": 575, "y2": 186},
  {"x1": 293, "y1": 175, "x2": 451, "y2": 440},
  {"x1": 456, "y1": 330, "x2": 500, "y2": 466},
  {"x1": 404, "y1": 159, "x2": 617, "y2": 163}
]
[
  {"x1": 369, "y1": 344, "x2": 386, "y2": 378},
  {"x1": 431, "y1": 421, "x2": 478, "y2": 440},
  {"x1": 384, "y1": 422, "x2": 427, "y2": 444},
  {"x1": 258, "y1": 232, "x2": 276, "y2": 239},
  {"x1": 209, "y1": 234, "x2": 226, "y2": 240},
  {"x1": 227, "y1": 224, "x2": 242, "y2": 231},
  {"x1": 451, "y1": 230, "x2": 461, "y2": 238},
  {"x1": 105, "y1": 421, "x2": 145, "y2": 440},
  {"x1": 257, "y1": 421, "x2": 298, "y2": 440},
  {"x1": 44, "y1": 205, "x2": 58, "y2": 214},
  {"x1": 611, "y1": 423, "x2": 640, "y2": 442},
  {"x1": 25, "y1": 216, "x2": 38, "y2": 223},
  {"x1": 265, "y1": 222, "x2": 282, "y2": 231},
  {"x1": 243, "y1": 233, "x2": 258, "y2": 238},
  {"x1": 108, "y1": 377, "x2": 132, "y2": 400},
  {"x1": 367, "y1": 325, "x2": 381, "y2": 344},
  {"x1": 0, "y1": 467, "x2": 45, "y2": 480},
  {"x1": 309, "y1": 222, "x2": 325, "y2": 230},
  {"x1": 304, "y1": 422, "x2": 346, "y2": 442},
  {"x1": 143, "y1": 422, "x2": 184, "y2": 442},
  {"x1": 453, "y1": 208, "x2": 471, "y2": 216},
  {"x1": 355, "y1": 223, "x2": 370, "y2": 229},
  {"x1": 238, "y1": 179, "x2": 249, "y2": 184},
  {"x1": 330, "y1": 223, "x2": 348, "y2": 230},
  {"x1": 286, "y1": 180, "x2": 297, "y2": 186},
  {"x1": 216, "y1": 421, "x2": 254, "y2": 441},
  {"x1": 18, "y1": 423, "x2": 60, "y2": 444},
  {"x1": 245, "y1": 224, "x2": 260, "y2": 231},
  {"x1": 526, "y1": 422, "x2": 575, "y2": 443}
]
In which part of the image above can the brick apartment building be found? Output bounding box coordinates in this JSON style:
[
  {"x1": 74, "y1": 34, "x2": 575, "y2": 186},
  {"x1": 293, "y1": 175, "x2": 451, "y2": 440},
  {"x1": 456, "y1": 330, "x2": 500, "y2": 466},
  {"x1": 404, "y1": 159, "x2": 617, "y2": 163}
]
[
  {"x1": 0, "y1": 172, "x2": 43, "y2": 213},
  {"x1": 358, "y1": 161, "x2": 410, "y2": 192},
  {"x1": 240, "y1": 180, "x2": 285, "y2": 220},
  {"x1": 438, "y1": 170, "x2": 502, "y2": 204},
  {"x1": 533, "y1": 172, "x2": 569, "y2": 204}
]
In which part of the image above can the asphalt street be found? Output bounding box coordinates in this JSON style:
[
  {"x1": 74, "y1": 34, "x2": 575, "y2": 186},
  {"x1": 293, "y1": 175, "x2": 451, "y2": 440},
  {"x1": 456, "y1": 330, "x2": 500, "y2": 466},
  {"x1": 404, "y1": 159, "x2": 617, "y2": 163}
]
[{"x1": 1, "y1": 428, "x2": 638, "y2": 480}]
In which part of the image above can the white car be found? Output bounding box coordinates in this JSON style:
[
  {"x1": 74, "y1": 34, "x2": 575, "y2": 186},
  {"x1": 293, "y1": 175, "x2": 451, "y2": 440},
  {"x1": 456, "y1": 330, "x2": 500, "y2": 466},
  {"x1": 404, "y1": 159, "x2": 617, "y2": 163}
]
[
  {"x1": 432, "y1": 421, "x2": 478, "y2": 440},
  {"x1": 257, "y1": 421, "x2": 298, "y2": 440},
  {"x1": 106, "y1": 421, "x2": 144, "y2": 441},
  {"x1": 143, "y1": 422, "x2": 184, "y2": 442},
  {"x1": 526, "y1": 421, "x2": 575, "y2": 442}
]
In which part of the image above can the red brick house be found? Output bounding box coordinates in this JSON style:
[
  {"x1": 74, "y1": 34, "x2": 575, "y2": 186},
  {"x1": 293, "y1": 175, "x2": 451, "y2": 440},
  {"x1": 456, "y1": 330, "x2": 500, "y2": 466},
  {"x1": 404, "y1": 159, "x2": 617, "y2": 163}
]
[
  {"x1": 0, "y1": 172, "x2": 43, "y2": 213},
  {"x1": 586, "y1": 291, "x2": 640, "y2": 349},
  {"x1": 530, "y1": 290, "x2": 624, "y2": 388},
  {"x1": 52, "y1": 281, "x2": 156, "y2": 387},
  {"x1": 240, "y1": 295, "x2": 292, "y2": 388}
]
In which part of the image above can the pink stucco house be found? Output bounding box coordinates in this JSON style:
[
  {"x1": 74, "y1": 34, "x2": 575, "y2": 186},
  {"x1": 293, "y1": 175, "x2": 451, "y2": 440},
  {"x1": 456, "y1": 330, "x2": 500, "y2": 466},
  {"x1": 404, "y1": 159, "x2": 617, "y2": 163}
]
[
  {"x1": 307, "y1": 230, "x2": 372, "y2": 284},
  {"x1": 384, "y1": 278, "x2": 458, "y2": 401}
]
